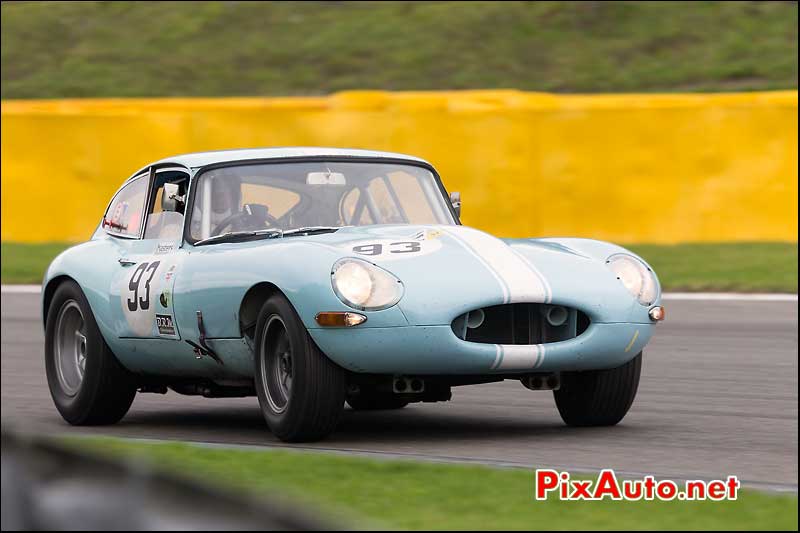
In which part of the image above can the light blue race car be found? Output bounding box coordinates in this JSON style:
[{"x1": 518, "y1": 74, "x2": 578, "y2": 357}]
[{"x1": 43, "y1": 148, "x2": 664, "y2": 442}]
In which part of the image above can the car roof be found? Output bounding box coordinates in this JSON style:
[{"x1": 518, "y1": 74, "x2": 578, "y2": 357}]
[{"x1": 134, "y1": 147, "x2": 430, "y2": 177}]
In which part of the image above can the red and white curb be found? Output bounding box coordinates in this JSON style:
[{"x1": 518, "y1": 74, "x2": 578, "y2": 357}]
[{"x1": 1, "y1": 284, "x2": 797, "y2": 301}]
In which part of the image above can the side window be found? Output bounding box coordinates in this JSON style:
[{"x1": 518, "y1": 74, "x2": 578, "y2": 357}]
[
  {"x1": 102, "y1": 175, "x2": 147, "y2": 238},
  {"x1": 144, "y1": 173, "x2": 188, "y2": 240}
]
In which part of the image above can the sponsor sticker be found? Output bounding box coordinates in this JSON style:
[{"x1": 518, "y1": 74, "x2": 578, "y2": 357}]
[
  {"x1": 159, "y1": 289, "x2": 171, "y2": 308},
  {"x1": 155, "y1": 242, "x2": 175, "y2": 254},
  {"x1": 164, "y1": 264, "x2": 177, "y2": 282},
  {"x1": 412, "y1": 229, "x2": 443, "y2": 240},
  {"x1": 156, "y1": 314, "x2": 176, "y2": 336}
]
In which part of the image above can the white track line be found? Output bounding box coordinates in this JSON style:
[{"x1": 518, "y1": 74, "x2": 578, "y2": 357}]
[
  {"x1": 61, "y1": 434, "x2": 800, "y2": 494},
  {"x1": 4, "y1": 285, "x2": 796, "y2": 301},
  {"x1": 2, "y1": 285, "x2": 42, "y2": 294}
]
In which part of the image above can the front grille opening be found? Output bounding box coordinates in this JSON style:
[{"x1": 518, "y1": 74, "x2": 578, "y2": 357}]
[
  {"x1": 576, "y1": 309, "x2": 590, "y2": 336},
  {"x1": 452, "y1": 303, "x2": 591, "y2": 345}
]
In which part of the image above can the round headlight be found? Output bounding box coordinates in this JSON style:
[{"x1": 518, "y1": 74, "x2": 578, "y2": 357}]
[
  {"x1": 606, "y1": 254, "x2": 658, "y2": 306},
  {"x1": 331, "y1": 258, "x2": 404, "y2": 311}
]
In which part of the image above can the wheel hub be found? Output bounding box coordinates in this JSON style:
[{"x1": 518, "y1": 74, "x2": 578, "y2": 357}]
[
  {"x1": 261, "y1": 316, "x2": 293, "y2": 414},
  {"x1": 54, "y1": 300, "x2": 86, "y2": 397},
  {"x1": 280, "y1": 352, "x2": 292, "y2": 376}
]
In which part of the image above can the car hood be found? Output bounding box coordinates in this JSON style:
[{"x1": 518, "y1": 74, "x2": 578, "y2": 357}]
[{"x1": 303, "y1": 224, "x2": 653, "y2": 325}]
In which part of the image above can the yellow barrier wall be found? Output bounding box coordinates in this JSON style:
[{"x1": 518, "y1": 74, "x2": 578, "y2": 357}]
[{"x1": 2, "y1": 90, "x2": 797, "y2": 243}]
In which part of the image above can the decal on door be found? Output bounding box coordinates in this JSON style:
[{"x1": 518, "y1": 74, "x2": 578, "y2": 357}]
[
  {"x1": 155, "y1": 314, "x2": 176, "y2": 336},
  {"x1": 126, "y1": 261, "x2": 160, "y2": 312},
  {"x1": 120, "y1": 260, "x2": 162, "y2": 336},
  {"x1": 119, "y1": 257, "x2": 181, "y2": 339},
  {"x1": 155, "y1": 242, "x2": 176, "y2": 255},
  {"x1": 159, "y1": 288, "x2": 171, "y2": 308}
]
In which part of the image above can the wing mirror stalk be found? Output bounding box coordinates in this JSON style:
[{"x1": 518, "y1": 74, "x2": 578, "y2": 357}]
[
  {"x1": 450, "y1": 191, "x2": 461, "y2": 219},
  {"x1": 161, "y1": 182, "x2": 185, "y2": 212}
]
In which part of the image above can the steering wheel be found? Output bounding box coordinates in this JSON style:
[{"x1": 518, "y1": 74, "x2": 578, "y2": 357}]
[{"x1": 212, "y1": 209, "x2": 279, "y2": 236}]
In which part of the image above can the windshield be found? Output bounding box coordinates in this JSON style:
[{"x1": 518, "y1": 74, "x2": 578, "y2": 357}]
[{"x1": 189, "y1": 161, "x2": 455, "y2": 242}]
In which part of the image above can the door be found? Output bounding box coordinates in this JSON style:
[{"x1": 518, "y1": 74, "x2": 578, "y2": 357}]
[{"x1": 108, "y1": 169, "x2": 189, "y2": 340}]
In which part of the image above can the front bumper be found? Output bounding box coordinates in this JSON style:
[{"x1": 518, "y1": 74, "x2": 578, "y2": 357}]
[{"x1": 308, "y1": 321, "x2": 654, "y2": 375}]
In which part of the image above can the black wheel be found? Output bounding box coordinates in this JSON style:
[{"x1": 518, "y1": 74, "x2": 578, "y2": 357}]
[
  {"x1": 347, "y1": 388, "x2": 409, "y2": 411},
  {"x1": 45, "y1": 280, "x2": 137, "y2": 425},
  {"x1": 554, "y1": 352, "x2": 642, "y2": 426},
  {"x1": 254, "y1": 294, "x2": 346, "y2": 442}
]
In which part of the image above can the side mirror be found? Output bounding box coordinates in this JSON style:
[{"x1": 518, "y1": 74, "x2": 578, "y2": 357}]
[
  {"x1": 450, "y1": 191, "x2": 461, "y2": 219},
  {"x1": 161, "y1": 183, "x2": 183, "y2": 212}
]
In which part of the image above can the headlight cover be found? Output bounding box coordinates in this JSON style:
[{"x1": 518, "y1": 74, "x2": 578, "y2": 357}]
[
  {"x1": 331, "y1": 258, "x2": 404, "y2": 311},
  {"x1": 606, "y1": 254, "x2": 658, "y2": 306}
]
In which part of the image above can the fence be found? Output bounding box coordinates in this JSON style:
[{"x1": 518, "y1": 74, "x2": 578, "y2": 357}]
[{"x1": 1, "y1": 90, "x2": 796, "y2": 243}]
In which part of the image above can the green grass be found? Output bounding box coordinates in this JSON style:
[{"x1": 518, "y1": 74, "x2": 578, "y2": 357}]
[
  {"x1": 628, "y1": 242, "x2": 798, "y2": 293},
  {"x1": 1, "y1": 1, "x2": 797, "y2": 99},
  {"x1": 68, "y1": 438, "x2": 798, "y2": 530},
  {"x1": 0, "y1": 242, "x2": 75, "y2": 285},
  {"x1": 3, "y1": 241, "x2": 796, "y2": 292}
]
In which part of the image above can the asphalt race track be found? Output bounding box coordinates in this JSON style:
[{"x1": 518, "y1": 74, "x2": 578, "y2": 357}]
[{"x1": 2, "y1": 291, "x2": 797, "y2": 491}]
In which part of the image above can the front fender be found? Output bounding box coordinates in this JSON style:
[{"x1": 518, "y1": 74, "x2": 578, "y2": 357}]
[
  {"x1": 174, "y1": 240, "x2": 409, "y2": 339},
  {"x1": 517, "y1": 237, "x2": 662, "y2": 323}
]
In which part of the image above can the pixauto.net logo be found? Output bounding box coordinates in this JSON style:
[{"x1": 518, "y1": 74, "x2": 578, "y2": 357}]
[{"x1": 535, "y1": 469, "x2": 740, "y2": 501}]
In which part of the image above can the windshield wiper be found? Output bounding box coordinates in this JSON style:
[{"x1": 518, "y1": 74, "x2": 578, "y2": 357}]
[
  {"x1": 195, "y1": 226, "x2": 342, "y2": 246},
  {"x1": 194, "y1": 229, "x2": 283, "y2": 246},
  {"x1": 281, "y1": 226, "x2": 344, "y2": 237}
]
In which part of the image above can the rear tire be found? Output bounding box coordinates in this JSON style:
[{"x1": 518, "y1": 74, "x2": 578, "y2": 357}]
[
  {"x1": 554, "y1": 352, "x2": 642, "y2": 426},
  {"x1": 45, "y1": 280, "x2": 137, "y2": 425},
  {"x1": 347, "y1": 388, "x2": 408, "y2": 411},
  {"x1": 254, "y1": 294, "x2": 346, "y2": 442}
]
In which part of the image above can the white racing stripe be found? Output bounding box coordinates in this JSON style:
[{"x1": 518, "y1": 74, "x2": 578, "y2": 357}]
[
  {"x1": 443, "y1": 229, "x2": 509, "y2": 302},
  {"x1": 491, "y1": 345, "x2": 502, "y2": 370},
  {"x1": 512, "y1": 247, "x2": 553, "y2": 303},
  {"x1": 494, "y1": 344, "x2": 543, "y2": 370},
  {"x1": 444, "y1": 227, "x2": 548, "y2": 304},
  {"x1": 535, "y1": 345, "x2": 545, "y2": 368}
]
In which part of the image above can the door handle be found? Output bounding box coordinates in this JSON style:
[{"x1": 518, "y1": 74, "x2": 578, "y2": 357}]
[{"x1": 118, "y1": 258, "x2": 136, "y2": 267}]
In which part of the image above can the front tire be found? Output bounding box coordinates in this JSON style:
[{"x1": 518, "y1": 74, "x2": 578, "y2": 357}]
[
  {"x1": 254, "y1": 294, "x2": 346, "y2": 442},
  {"x1": 45, "y1": 280, "x2": 137, "y2": 425},
  {"x1": 554, "y1": 352, "x2": 642, "y2": 426}
]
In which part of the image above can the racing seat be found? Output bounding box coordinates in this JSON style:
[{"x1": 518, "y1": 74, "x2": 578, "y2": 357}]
[{"x1": 144, "y1": 211, "x2": 184, "y2": 241}]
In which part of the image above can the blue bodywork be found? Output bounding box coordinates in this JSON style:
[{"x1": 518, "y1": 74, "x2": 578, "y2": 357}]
[{"x1": 43, "y1": 148, "x2": 660, "y2": 381}]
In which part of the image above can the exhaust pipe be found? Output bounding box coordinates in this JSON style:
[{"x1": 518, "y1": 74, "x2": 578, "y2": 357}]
[
  {"x1": 521, "y1": 373, "x2": 560, "y2": 391},
  {"x1": 393, "y1": 376, "x2": 425, "y2": 393}
]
